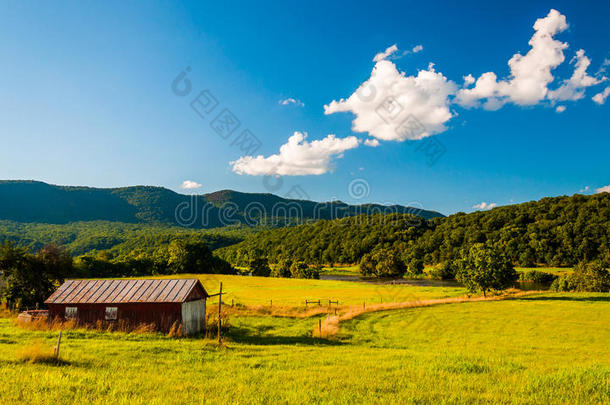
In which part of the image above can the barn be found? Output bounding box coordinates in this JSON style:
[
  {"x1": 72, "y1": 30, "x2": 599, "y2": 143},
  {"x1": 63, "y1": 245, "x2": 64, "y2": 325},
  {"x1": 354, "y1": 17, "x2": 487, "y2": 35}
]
[{"x1": 45, "y1": 278, "x2": 208, "y2": 335}]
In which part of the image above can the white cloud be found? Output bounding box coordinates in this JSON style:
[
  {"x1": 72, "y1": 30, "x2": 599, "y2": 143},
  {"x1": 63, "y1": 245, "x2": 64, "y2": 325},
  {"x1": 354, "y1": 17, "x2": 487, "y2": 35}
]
[
  {"x1": 593, "y1": 87, "x2": 610, "y2": 104},
  {"x1": 324, "y1": 60, "x2": 457, "y2": 141},
  {"x1": 457, "y1": 9, "x2": 570, "y2": 109},
  {"x1": 231, "y1": 132, "x2": 360, "y2": 176},
  {"x1": 279, "y1": 98, "x2": 304, "y2": 107},
  {"x1": 181, "y1": 180, "x2": 202, "y2": 190},
  {"x1": 364, "y1": 138, "x2": 380, "y2": 147},
  {"x1": 596, "y1": 185, "x2": 610, "y2": 194},
  {"x1": 473, "y1": 202, "x2": 497, "y2": 210},
  {"x1": 548, "y1": 50, "x2": 603, "y2": 101},
  {"x1": 463, "y1": 74, "x2": 475, "y2": 86},
  {"x1": 556, "y1": 105, "x2": 566, "y2": 113},
  {"x1": 412, "y1": 44, "x2": 423, "y2": 53},
  {"x1": 373, "y1": 44, "x2": 399, "y2": 62},
  {"x1": 580, "y1": 186, "x2": 590, "y2": 193}
]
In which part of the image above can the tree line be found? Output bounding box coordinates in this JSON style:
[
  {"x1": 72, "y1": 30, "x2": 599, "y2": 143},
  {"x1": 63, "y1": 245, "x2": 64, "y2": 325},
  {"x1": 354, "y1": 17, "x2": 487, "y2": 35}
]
[{"x1": 217, "y1": 193, "x2": 610, "y2": 268}]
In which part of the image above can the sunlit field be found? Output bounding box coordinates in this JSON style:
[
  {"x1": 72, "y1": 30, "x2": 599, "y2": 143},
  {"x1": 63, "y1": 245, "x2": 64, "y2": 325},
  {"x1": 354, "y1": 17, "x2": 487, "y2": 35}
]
[
  {"x1": 0, "y1": 292, "x2": 608, "y2": 404},
  {"x1": 150, "y1": 273, "x2": 465, "y2": 306}
]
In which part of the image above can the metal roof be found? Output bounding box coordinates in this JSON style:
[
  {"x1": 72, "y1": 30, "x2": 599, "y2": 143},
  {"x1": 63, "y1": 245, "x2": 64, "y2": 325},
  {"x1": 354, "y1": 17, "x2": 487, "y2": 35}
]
[{"x1": 44, "y1": 279, "x2": 207, "y2": 304}]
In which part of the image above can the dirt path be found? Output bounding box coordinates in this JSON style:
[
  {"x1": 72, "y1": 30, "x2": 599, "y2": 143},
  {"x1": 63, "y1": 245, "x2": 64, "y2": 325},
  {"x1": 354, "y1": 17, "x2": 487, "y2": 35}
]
[{"x1": 313, "y1": 290, "x2": 543, "y2": 337}]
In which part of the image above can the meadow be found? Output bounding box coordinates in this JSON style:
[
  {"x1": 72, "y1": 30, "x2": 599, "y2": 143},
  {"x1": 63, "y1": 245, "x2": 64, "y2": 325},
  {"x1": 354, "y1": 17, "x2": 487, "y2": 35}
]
[
  {"x1": 0, "y1": 274, "x2": 608, "y2": 404},
  {"x1": 152, "y1": 273, "x2": 465, "y2": 306}
]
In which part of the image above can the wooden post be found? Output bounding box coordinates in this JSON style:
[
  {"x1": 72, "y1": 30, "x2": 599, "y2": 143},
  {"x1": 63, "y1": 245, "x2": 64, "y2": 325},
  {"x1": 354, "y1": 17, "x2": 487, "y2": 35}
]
[
  {"x1": 218, "y1": 282, "x2": 223, "y2": 344},
  {"x1": 334, "y1": 308, "x2": 337, "y2": 316},
  {"x1": 363, "y1": 301, "x2": 366, "y2": 310},
  {"x1": 270, "y1": 299, "x2": 272, "y2": 307},
  {"x1": 232, "y1": 299, "x2": 234, "y2": 307},
  {"x1": 54, "y1": 330, "x2": 62, "y2": 358}
]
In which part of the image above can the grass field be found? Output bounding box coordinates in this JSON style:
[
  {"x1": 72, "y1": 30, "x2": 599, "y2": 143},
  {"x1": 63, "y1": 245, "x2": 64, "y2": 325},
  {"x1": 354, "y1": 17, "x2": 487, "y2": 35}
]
[
  {"x1": 0, "y1": 291, "x2": 608, "y2": 403},
  {"x1": 151, "y1": 273, "x2": 465, "y2": 306}
]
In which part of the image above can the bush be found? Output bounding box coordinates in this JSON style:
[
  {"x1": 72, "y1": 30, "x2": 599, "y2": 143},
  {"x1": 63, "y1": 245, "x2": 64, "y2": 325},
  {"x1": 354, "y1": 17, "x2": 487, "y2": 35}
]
[
  {"x1": 552, "y1": 261, "x2": 610, "y2": 292},
  {"x1": 519, "y1": 270, "x2": 558, "y2": 284}
]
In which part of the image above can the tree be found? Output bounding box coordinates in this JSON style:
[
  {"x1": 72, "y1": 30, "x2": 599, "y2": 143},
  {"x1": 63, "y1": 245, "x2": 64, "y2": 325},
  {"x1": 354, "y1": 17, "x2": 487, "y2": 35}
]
[
  {"x1": 289, "y1": 261, "x2": 320, "y2": 279},
  {"x1": 0, "y1": 242, "x2": 73, "y2": 310},
  {"x1": 271, "y1": 257, "x2": 292, "y2": 278},
  {"x1": 249, "y1": 257, "x2": 271, "y2": 277},
  {"x1": 551, "y1": 261, "x2": 610, "y2": 292},
  {"x1": 360, "y1": 248, "x2": 406, "y2": 278},
  {"x1": 455, "y1": 243, "x2": 518, "y2": 296}
]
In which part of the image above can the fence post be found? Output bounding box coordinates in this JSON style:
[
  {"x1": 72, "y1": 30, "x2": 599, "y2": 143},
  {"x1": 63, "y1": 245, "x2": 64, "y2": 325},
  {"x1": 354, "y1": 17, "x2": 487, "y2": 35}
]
[{"x1": 54, "y1": 330, "x2": 62, "y2": 358}]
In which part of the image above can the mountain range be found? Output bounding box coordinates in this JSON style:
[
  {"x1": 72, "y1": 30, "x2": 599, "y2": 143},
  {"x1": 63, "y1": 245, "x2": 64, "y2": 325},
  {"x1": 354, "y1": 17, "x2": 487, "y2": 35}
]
[{"x1": 0, "y1": 180, "x2": 443, "y2": 228}]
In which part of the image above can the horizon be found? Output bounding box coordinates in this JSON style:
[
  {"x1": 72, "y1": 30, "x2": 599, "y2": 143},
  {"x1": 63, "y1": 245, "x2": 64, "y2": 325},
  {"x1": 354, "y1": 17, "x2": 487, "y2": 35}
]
[{"x1": 1, "y1": 1, "x2": 609, "y2": 215}]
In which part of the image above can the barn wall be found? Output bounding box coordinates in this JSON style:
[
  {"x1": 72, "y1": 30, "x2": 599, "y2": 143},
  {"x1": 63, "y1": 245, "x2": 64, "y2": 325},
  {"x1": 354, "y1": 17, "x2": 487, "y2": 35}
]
[
  {"x1": 181, "y1": 299, "x2": 206, "y2": 335},
  {"x1": 48, "y1": 303, "x2": 183, "y2": 333}
]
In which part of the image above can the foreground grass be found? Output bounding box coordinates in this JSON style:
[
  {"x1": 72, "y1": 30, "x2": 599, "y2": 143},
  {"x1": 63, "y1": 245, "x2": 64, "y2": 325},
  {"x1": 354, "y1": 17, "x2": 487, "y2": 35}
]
[
  {"x1": 150, "y1": 273, "x2": 464, "y2": 306},
  {"x1": 0, "y1": 292, "x2": 608, "y2": 403}
]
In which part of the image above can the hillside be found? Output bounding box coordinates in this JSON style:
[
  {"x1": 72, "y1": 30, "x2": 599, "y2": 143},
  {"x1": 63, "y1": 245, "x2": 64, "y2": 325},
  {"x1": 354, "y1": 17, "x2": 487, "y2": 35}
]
[
  {"x1": 0, "y1": 181, "x2": 443, "y2": 228},
  {"x1": 217, "y1": 193, "x2": 610, "y2": 267}
]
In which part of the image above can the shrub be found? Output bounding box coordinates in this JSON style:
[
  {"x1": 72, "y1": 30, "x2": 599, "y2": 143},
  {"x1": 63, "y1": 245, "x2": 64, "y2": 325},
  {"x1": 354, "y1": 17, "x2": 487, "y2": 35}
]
[
  {"x1": 552, "y1": 261, "x2": 610, "y2": 292},
  {"x1": 519, "y1": 270, "x2": 558, "y2": 284}
]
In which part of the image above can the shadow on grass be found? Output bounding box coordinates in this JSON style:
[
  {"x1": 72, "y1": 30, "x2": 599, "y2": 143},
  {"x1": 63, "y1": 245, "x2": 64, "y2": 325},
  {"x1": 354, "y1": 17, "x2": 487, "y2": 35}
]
[
  {"x1": 1, "y1": 358, "x2": 88, "y2": 367},
  {"x1": 518, "y1": 295, "x2": 610, "y2": 302},
  {"x1": 226, "y1": 326, "x2": 343, "y2": 346}
]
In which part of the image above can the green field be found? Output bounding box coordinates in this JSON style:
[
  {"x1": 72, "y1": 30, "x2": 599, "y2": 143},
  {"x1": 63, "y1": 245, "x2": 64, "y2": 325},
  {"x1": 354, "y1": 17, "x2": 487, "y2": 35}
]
[
  {"x1": 151, "y1": 273, "x2": 465, "y2": 306},
  {"x1": 0, "y1": 288, "x2": 608, "y2": 404}
]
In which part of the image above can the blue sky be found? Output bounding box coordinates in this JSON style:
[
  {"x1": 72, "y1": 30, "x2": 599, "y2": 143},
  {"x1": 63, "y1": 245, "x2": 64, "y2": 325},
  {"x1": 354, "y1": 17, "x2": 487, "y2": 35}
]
[{"x1": 0, "y1": 1, "x2": 608, "y2": 215}]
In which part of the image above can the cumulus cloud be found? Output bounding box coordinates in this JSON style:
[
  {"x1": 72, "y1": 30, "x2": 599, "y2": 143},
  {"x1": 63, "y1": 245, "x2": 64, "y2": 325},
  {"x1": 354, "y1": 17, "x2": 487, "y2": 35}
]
[
  {"x1": 593, "y1": 87, "x2": 610, "y2": 104},
  {"x1": 473, "y1": 202, "x2": 497, "y2": 210},
  {"x1": 456, "y1": 9, "x2": 570, "y2": 109},
  {"x1": 324, "y1": 60, "x2": 457, "y2": 141},
  {"x1": 373, "y1": 44, "x2": 399, "y2": 62},
  {"x1": 231, "y1": 132, "x2": 360, "y2": 176},
  {"x1": 548, "y1": 50, "x2": 603, "y2": 101},
  {"x1": 181, "y1": 180, "x2": 202, "y2": 190},
  {"x1": 596, "y1": 185, "x2": 610, "y2": 194},
  {"x1": 279, "y1": 98, "x2": 304, "y2": 107},
  {"x1": 364, "y1": 138, "x2": 380, "y2": 147},
  {"x1": 556, "y1": 105, "x2": 566, "y2": 113},
  {"x1": 412, "y1": 44, "x2": 423, "y2": 53}
]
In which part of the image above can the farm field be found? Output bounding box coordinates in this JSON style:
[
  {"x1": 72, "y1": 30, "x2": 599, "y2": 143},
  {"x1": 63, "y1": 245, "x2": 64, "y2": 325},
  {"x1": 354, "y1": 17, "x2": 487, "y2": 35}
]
[{"x1": 0, "y1": 292, "x2": 608, "y2": 404}]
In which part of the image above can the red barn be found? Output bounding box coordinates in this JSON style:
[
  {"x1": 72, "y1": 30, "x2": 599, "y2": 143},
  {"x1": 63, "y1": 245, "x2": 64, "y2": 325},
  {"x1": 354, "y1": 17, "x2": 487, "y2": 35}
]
[{"x1": 45, "y1": 278, "x2": 208, "y2": 335}]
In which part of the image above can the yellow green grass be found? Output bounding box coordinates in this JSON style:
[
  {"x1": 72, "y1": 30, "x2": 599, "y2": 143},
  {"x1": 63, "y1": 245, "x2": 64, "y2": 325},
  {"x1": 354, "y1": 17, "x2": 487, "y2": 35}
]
[
  {"x1": 0, "y1": 292, "x2": 608, "y2": 403},
  {"x1": 150, "y1": 273, "x2": 464, "y2": 306}
]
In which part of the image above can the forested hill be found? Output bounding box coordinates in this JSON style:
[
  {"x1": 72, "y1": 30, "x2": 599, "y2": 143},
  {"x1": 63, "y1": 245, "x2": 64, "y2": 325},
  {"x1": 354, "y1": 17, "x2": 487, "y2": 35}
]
[
  {"x1": 216, "y1": 193, "x2": 610, "y2": 267},
  {"x1": 0, "y1": 181, "x2": 443, "y2": 227}
]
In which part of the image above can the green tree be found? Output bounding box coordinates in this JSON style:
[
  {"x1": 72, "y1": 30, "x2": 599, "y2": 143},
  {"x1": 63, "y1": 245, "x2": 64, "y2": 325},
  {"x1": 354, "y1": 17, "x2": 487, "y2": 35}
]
[
  {"x1": 289, "y1": 261, "x2": 319, "y2": 279},
  {"x1": 360, "y1": 248, "x2": 406, "y2": 278},
  {"x1": 552, "y1": 261, "x2": 610, "y2": 292},
  {"x1": 0, "y1": 243, "x2": 73, "y2": 310},
  {"x1": 249, "y1": 257, "x2": 271, "y2": 277},
  {"x1": 456, "y1": 243, "x2": 518, "y2": 296}
]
